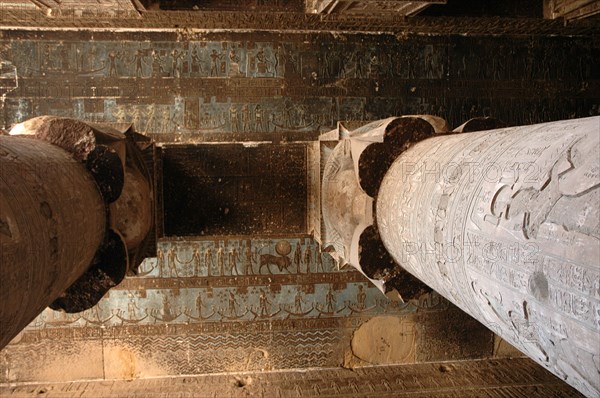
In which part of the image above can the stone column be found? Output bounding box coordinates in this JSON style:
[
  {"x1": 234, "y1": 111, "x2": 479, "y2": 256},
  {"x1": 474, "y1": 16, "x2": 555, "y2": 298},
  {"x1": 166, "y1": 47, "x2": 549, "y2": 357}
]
[
  {"x1": 376, "y1": 117, "x2": 600, "y2": 397},
  {"x1": 0, "y1": 136, "x2": 106, "y2": 348},
  {"x1": 1, "y1": 116, "x2": 154, "y2": 349}
]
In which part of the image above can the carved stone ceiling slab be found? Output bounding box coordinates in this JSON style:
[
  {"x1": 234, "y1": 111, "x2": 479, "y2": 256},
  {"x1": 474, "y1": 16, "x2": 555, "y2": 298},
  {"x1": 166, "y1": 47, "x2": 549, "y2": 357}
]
[
  {"x1": 0, "y1": 0, "x2": 143, "y2": 17},
  {"x1": 0, "y1": 0, "x2": 442, "y2": 19},
  {"x1": 307, "y1": 0, "x2": 446, "y2": 15}
]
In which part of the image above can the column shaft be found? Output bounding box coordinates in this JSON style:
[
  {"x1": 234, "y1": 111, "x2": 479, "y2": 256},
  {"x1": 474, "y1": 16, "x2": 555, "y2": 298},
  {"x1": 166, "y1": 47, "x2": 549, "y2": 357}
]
[
  {"x1": 377, "y1": 117, "x2": 600, "y2": 397},
  {"x1": 0, "y1": 136, "x2": 106, "y2": 348}
]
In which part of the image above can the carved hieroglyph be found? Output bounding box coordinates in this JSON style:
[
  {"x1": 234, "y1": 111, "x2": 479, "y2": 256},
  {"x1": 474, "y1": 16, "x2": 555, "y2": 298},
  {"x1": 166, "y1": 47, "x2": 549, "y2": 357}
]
[{"x1": 377, "y1": 116, "x2": 600, "y2": 397}]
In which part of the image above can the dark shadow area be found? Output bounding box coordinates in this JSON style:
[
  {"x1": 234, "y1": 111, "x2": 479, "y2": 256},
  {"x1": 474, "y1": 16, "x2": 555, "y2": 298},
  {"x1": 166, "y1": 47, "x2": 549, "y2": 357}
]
[
  {"x1": 50, "y1": 229, "x2": 128, "y2": 313},
  {"x1": 359, "y1": 225, "x2": 431, "y2": 300},
  {"x1": 358, "y1": 117, "x2": 435, "y2": 198},
  {"x1": 421, "y1": 0, "x2": 543, "y2": 18},
  {"x1": 162, "y1": 143, "x2": 308, "y2": 237}
]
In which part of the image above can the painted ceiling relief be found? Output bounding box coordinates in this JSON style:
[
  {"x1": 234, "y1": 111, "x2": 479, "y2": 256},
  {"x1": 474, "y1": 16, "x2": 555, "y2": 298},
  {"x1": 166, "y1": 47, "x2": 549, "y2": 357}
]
[{"x1": 0, "y1": 28, "x2": 597, "y2": 385}]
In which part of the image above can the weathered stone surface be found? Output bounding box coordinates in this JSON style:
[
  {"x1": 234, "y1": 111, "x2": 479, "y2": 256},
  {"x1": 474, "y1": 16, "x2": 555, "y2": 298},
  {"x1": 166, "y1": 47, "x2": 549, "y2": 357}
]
[
  {"x1": 0, "y1": 136, "x2": 106, "y2": 348},
  {"x1": 0, "y1": 357, "x2": 586, "y2": 398},
  {"x1": 1, "y1": 9, "x2": 598, "y2": 36},
  {"x1": 377, "y1": 116, "x2": 600, "y2": 397},
  {"x1": 0, "y1": 9, "x2": 598, "y2": 391},
  {"x1": 1, "y1": 31, "x2": 598, "y2": 138},
  {"x1": 308, "y1": 0, "x2": 446, "y2": 16},
  {"x1": 109, "y1": 165, "x2": 152, "y2": 250},
  {"x1": 350, "y1": 315, "x2": 416, "y2": 365}
]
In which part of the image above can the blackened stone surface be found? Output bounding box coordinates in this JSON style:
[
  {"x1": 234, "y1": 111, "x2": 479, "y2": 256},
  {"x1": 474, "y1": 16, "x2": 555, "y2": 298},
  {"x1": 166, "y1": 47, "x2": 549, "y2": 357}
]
[
  {"x1": 162, "y1": 143, "x2": 307, "y2": 237},
  {"x1": 416, "y1": 304, "x2": 495, "y2": 362}
]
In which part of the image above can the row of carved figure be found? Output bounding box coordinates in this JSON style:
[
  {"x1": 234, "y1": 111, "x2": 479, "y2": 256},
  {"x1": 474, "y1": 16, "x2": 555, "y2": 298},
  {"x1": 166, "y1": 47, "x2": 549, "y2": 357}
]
[
  {"x1": 24, "y1": 285, "x2": 449, "y2": 328},
  {"x1": 10, "y1": 39, "x2": 593, "y2": 81},
  {"x1": 149, "y1": 241, "x2": 337, "y2": 277}
]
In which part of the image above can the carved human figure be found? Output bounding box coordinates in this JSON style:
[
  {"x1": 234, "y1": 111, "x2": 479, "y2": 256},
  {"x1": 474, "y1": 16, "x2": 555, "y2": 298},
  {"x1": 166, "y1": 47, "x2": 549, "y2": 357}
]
[
  {"x1": 75, "y1": 47, "x2": 83, "y2": 71},
  {"x1": 228, "y1": 248, "x2": 239, "y2": 276},
  {"x1": 229, "y1": 48, "x2": 240, "y2": 75},
  {"x1": 162, "y1": 294, "x2": 173, "y2": 318},
  {"x1": 259, "y1": 289, "x2": 270, "y2": 316},
  {"x1": 171, "y1": 49, "x2": 184, "y2": 78},
  {"x1": 191, "y1": 48, "x2": 203, "y2": 75},
  {"x1": 356, "y1": 285, "x2": 366, "y2": 310},
  {"x1": 303, "y1": 245, "x2": 313, "y2": 273},
  {"x1": 254, "y1": 105, "x2": 265, "y2": 132},
  {"x1": 156, "y1": 248, "x2": 164, "y2": 277},
  {"x1": 368, "y1": 52, "x2": 380, "y2": 78},
  {"x1": 128, "y1": 298, "x2": 139, "y2": 319},
  {"x1": 241, "y1": 104, "x2": 251, "y2": 132},
  {"x1": 106, "y1": 50, "x2": 120, "y2": 77},
  {"x1": 325, "y1": 286, "x2": 335, "y2": 313},
  {"x1": 131, "y1": 107, "x2": 142, "y2": 128},
  {"x1": 210, "y1": 49, "x2": 223, "y2": 76},
  {"x1": 354, "y1": 50, "x2": 366, "y2": 78},
  {"x1": 244, "y1": 244, "x2": 254, "y2": 275},
  {"x1": 130, "y1": 50, "x2": 146, "y2": 77},
  {"x1": 191, "y1": 247, "x2": 202, "y2": 276},
  {"x1": 294, "y1": 290, "x2": 304, "y2": 313},
  {"x1": 317, "y1": 52, "x2": 329, "y2": 79},
  {"x1": 145, "y1": 104, "x2": 157, "y2": 133},
  {"x1": 89, "y1": 45, "x2": 97, "y2": 70},
  {"x1": 229, "y1": 105, "x2": 239, "y2": 132},
  {"x1": 204, "y1": 247, "x2": 214, "y2": 276},
  {"x1": 167, "y1": 247, "x2": 179, "y2": 277},
  {"x1": 297, "y1": 105, "x2": 307, "y2": 127},
  {"x1": 424, "y1": 51, "x2": 435, "y2": 78},
  {"x1": 228, "y1": 290, "x2": 237, "y2": 316},
  {"x1": 161, "y1": 108, "x2": 171, "y2": 134},
  {"x1": 283, "y1": 100, "x2": 294, "y2": 128},
  {"x1": 151, "y1": 50, "x2": 165, "y2": 76},
  {"x1": 293, "y1": 243, "x2": 302, "y2": 272},
  {"x1": 256, "y1": 48, "x2": 270, "y2": 74},
  {"x1": 315, "y1": 252, "x2": 325, "y2": 273},
  {"x1": 217, "y1": 246, "x2": 225, "y2": 275}
]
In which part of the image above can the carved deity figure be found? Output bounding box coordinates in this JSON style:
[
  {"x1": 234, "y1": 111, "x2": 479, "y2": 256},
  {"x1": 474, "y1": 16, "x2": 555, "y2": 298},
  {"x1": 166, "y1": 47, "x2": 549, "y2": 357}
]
[
  {"x1": 156, "y1": 248, "x2": 165, "y2": 277},
  {"x1": 217, "y1": 246, "x2": 225, "y2": 275},
  {"x1": 325, "y1": 286, "x2": 335, "y2": 313},
  {"x1": 254, "y1": 105, "x2": 265, "y2": 132},
  {"x1": 204, "y1": 247, "x2": 214, "y2": 276},
  {"x1": 128, "y1": 298, "x2": 139, "y2": 319},
  {"x1": 241, "y1": 104, "x2": 251, "y2": 132},
  {"x1": 293, "y1": 243, "x2": 302, "y2": 272},
  {"x1": 294, "y1": 290, "x2": 304, "y2": 313},
  {"x1": 228, "y1": 290, "x2": 237, "y2": 316},
  {"x1": 304, "y1": 245, "x2": 312, "y2": 273},
  {"x1": 259, "y1": 290, "x2": 270, "y2": 316},
  {"x1": 244, "y1": 244, "x2": 254, "y2": 275},
  {"x1": 210, "y1": 49, "x2": 223, "y2": 76},
  {"x1": 191, "y1": 48, "x2": 203, "y2": 74},
  {"x1": 228, "y1": 248, "x2": 239, "y2": 275},
  {"x1": 191, "y1": 247, "x2": 201, "y2": 276},
  {"x1": 357, "y1": 285, "x2": 366, "y2": 310},
  {"x1": 229, "y1": 105, "x2": 239, "y2": 132},
  {"x1": 130, "y1": 49, "x2": 146, "y2": 77},
  {"x1": 167, "y1": 247, "x2": 179, "y2": 277}
]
